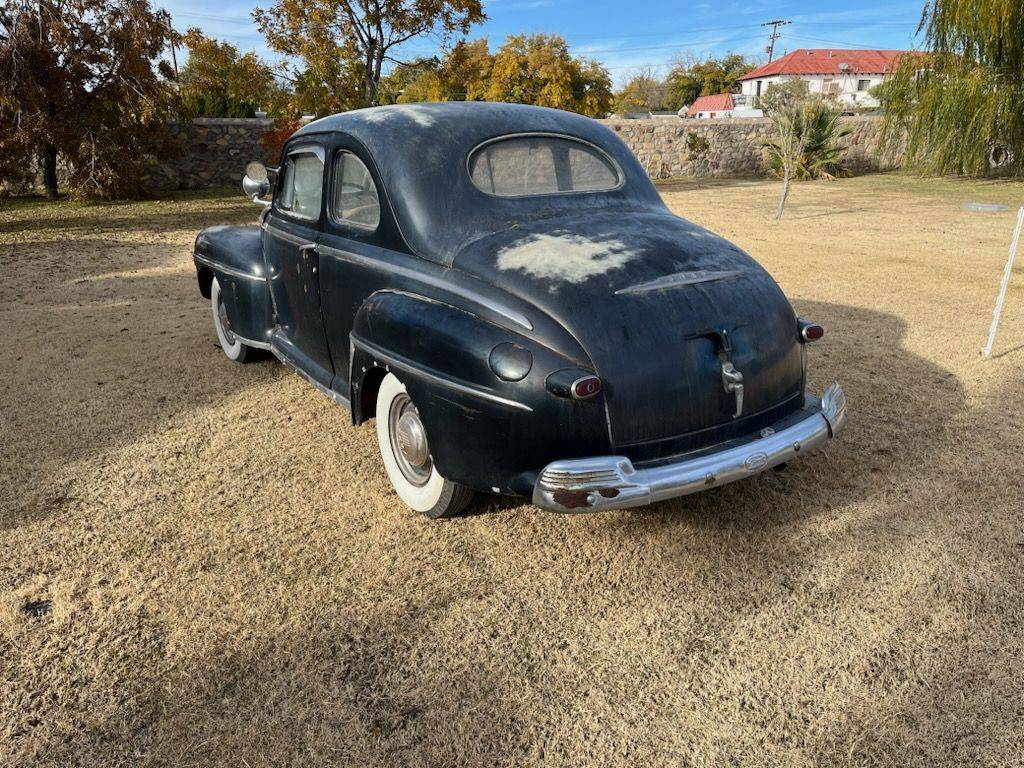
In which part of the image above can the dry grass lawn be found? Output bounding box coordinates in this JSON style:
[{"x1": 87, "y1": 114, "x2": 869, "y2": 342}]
[{"x1": 2, "y1": 175, "x2": 1023, "y2": 767}]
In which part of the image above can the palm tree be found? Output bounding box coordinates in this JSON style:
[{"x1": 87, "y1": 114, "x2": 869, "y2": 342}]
[
  {"x1": 764, "y1": 97, "x2": 851, "y2": 221},
  {"x1": 764, "y1": 98, "x2": 851, "y2": 182}
]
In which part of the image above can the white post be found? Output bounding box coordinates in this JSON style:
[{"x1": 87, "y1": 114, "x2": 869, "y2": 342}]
[{"x1": 982, "y1": 205, "x2": 1024, "y2": 360}]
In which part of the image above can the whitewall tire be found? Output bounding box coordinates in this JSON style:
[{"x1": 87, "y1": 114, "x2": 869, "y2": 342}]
[
  {"x1": 211, "y1": 277, "x2": 253, "y2": 363},
  {"x1": 375, "y1": 373, "x2": 474, "y2": 518}
]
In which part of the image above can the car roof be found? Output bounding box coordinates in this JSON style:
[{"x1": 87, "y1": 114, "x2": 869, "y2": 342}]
[{"x1": 292, "y1": 102, "x2": 666, "y2": 265}]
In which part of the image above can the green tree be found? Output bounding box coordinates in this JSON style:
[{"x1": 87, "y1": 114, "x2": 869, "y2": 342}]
[
  {"x1": 383, "y1": 38, "x2": 493, "y2": 103},
  {"x1": 179, "y1": 29, "x2": 287, "y2": 117},
  {"x1": 880, "y1": 0, "x2": 1024, "y2": 175},
  {"x1": 485, "y1": 34, "x2": 612, "y2": 118},
  {"x1": 614, "y1": 67, "x2": 667, "y2": 114},
  {"x1": 757, "y1": 77, "x2": 810, "y2": 113},
  {"x1": 664, "y1": 53, "x2": 755, "y2": 110},
  {"x1": 254, "y1": 0, "x2": 485, "y2": 110},
  {"x1": 377, "y1": 59, "x2": 441, "y2": 103},
  {"x1": 0, "y1": 0, "x2": 177, "y2": 199}
]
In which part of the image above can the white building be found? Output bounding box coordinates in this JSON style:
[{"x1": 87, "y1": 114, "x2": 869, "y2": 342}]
[{"x1": 738, "y1": 49, "x2": 911, "y2": 109}]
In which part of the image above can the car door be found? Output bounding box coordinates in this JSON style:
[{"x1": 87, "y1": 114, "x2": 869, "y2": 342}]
[
  {"x1": 263, "y1": 142, "x2": 334, "y2": 386},
  {"x1": 317, "y1": 137, "x2": 412, "y2": 394}
]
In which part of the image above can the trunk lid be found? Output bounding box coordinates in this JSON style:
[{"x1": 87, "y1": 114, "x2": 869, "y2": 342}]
[{"x1": 452, "y1": 211, "x2": 805, "y2": 449}]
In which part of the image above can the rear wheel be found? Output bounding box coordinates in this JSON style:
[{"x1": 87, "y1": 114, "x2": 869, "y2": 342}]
[
  {"x1": 211, "y1": 277, "x2": 253, "y2": 363},
  {"x1": 375, "y1": 373, "x2": 474, "y2": 518}
]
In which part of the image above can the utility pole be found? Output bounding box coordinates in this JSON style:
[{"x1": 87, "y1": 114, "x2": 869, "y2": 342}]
[
  {"x1": 761, "y1": 19, "x2": 791, "y2": 63},
  {"x1": 161, "y1": 10, "x2": 179, "y2": 83}
]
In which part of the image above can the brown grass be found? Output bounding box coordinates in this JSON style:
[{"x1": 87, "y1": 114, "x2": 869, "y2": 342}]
[{"x1": 2, "y1": 175, "x2": 1023, "y2": 767}]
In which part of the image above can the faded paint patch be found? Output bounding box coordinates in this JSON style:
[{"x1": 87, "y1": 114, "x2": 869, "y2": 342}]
[
  {"x1": 495, "y1": 233, "x2": 639, "y2": 284},
  {"x1": 357, "y1": 104, "x2": 437, "y2": 128}
]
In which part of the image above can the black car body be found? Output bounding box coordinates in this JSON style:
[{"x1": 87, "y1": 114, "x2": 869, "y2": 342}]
[{"x1": 193, "y1": 102, "x2": 847, "y2": 516}]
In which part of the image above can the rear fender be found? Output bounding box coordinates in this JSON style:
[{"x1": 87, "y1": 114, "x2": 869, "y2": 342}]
[{"x1": 349, "y1": 291, "x2": 611, "y2": 494}]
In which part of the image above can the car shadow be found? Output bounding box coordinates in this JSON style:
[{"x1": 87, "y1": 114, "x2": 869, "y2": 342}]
[{"x1": 3, "y1": 288, "x2": 965, "y2": 534}]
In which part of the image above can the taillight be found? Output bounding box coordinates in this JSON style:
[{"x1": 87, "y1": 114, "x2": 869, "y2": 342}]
[
  {"x1": 798, "y1": 319, "x2": 825, "y2": 342},
  {"x1": 545, "y1": 368, "x2": 603, "y2": 400},
  {"x1": 571, "y1": 376, "x2": 602, "y2": 399}
]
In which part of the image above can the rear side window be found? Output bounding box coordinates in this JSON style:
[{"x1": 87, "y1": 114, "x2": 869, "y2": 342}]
[
  {"x1": 469, "y1": 135, "x2": 621, "y2": 197},
  {"x1": 278, "y1": 151, "x2": 323, "y2": 220},
  {"x1": 331, "y1": 152, "x2": 381, "y2": 230}
]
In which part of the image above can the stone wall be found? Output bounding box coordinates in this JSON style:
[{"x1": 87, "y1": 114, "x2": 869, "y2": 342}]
[
  {"x1": 140, "y1": 114, "x2": 898, "y2": 191},
  {"x1": 599, "y1": 115, "x2": 899, "y2": 179},
  {"x1": 141, "y1": 118, "x2": 276, "y2": 191}
]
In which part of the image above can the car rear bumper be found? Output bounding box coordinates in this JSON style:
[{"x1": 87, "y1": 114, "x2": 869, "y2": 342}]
[{"x1": 532, "y1": 383, "x2": 847, "y2": 513}]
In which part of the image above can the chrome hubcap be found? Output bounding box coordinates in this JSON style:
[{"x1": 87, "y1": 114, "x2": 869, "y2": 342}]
[
  {"x1": 217, "y1": 293, "x2": 236, "y2": 345},
  {"x1": 389, "y1": 394, "x2": 432, "y2": 486}
]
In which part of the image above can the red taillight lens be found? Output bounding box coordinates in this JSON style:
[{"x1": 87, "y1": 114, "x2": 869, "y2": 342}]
[
  {"x1": 803, "y1": 324, "x2": 824, "y2": 341},
  {"x1": 798, "y1": 319, "x2": 825, "y2": 342},
  {"x1": 572, "y1": 375, "x2": 602, "y2": 399}
]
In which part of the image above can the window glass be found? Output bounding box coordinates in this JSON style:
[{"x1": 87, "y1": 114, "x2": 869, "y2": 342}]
[
  {"x1": 278, "y1": 159, "x2": 296, "y2": 210},
  {"x1": 469, "y1": 136, "x2": 620, "y2": 197},
  {"x1": 278, "y1": 151, "x2": 323, "y2": 220},
  {"x1": 331, "y1": 152, "x2": 381, "y2": 230}
]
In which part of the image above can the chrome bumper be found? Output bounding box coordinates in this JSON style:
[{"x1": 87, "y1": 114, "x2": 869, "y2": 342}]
[{"x1": 533, "y1": 382, "x2": 847, "y2": 513}]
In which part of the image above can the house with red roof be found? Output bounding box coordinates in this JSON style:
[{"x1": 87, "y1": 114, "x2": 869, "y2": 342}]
[
  {"x1": 737, "y1": 49, "x2": 912, "y2": 108},
  {"x1": 685, "y1": 93, "x2": 735, "y2": 119},
  {"x1": 683, "y1": 91, "x2": 765, "y2": 119}
]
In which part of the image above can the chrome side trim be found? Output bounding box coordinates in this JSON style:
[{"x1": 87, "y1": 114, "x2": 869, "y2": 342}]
[
  {"x1": 271, "y1": 344, "x2": 351, "y2": 410},
  {"x1": 264, "y1": 226, "x2": 315, "y2": 248},
  {"x1": 318, "y1": 243, "x2": 534, "y2": 331},
  {"x1": 533, "y1": 382, "x2": 847, "y2": 512},
  {"x1": 233, "y1": 333, "x2": 273, "y2": 351},
  {"x1": 193, "y1": 252, "x2": 266, "y2": 282},
  {"x1": 352, "y1": 335, "x2": 533, "y2": 412},
  {"x1": 614, "y1": 269, "x2": 743, "y2": 296}
]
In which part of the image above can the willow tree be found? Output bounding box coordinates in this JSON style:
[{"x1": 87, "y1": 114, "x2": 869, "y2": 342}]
[{"x1": 881, "y1": 0, "x2": 1024, "y2": 175}]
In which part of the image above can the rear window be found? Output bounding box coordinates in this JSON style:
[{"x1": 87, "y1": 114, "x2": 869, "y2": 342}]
[{"x1": 469, "y1": 135, "x2": 620, "y2": 197}]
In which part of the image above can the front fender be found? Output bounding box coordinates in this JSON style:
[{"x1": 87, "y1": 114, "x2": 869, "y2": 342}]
[
  {"x1": 193, "y1": 225, "x2": 273, "y2": 345},
  {"x1": 349, "y1": 291, "x2": 611, "y2": 495}
]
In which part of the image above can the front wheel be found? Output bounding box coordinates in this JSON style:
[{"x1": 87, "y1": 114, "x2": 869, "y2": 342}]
[
  {"x1": 211, "y1": 277, "x2": 253, "y2": 363},
  {"x1": 375, "y1": 373, "x2": 474, "y2": 518}
]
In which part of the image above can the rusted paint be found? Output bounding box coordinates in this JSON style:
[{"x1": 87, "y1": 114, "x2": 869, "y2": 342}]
[
  {"x1": 551, "y1": 489, "x2": 594, "y2": 509},
  {"x1": 551, "y1": 487, "x2": 620, "y2": 508}
]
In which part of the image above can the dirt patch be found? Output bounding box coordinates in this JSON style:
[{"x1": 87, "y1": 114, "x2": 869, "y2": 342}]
[{"x1": 2, "y1": 176, "x2": 1023, "y2": 766}]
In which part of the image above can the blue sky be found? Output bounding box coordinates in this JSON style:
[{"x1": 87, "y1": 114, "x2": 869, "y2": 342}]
[{"x1": 159, "y1": 0, "x2": 926, "y2": 85}]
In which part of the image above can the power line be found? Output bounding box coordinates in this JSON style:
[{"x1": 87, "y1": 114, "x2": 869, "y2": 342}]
[
  {"x1": 162, "y1": 9, "x2": 918, "y2": 43},
  {"x1": 785, "y1": 34, "x2": 889, "y2": 50}
]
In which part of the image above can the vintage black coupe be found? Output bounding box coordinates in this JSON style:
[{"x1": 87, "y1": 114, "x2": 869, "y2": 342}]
[{"x1": 192, "y1": 102, "x2": 847, "y2": 517}]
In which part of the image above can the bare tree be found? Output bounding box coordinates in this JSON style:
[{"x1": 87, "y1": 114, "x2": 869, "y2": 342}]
[{"x1": 767, "y1": 105, "x2": 809, "y2": 222}]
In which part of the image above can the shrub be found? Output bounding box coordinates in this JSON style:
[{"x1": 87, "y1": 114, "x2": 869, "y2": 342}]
[{"x1": 764, "y1": 98, "x2": 851, "y2": 181}]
